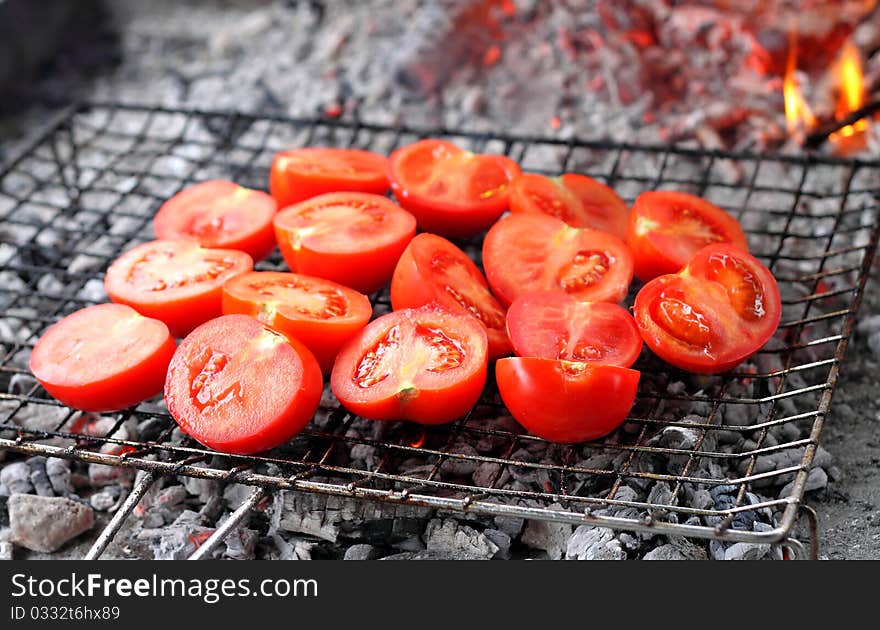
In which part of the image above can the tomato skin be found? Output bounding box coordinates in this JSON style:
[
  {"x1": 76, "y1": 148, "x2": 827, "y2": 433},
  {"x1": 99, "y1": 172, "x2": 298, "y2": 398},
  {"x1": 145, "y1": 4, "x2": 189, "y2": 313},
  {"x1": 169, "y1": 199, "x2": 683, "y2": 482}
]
[
  {"x1": 626, "y1": 191, "x2": 749, "y2": 282},
  {"x1": 483, "y1": 213, "x2": 634, "y2": 307},
  {"x1": 269, "y1": 147, "x2": 390, "y2": 208},
  {"x1": 29, "y1": 304, "x2": 176, "y2": 412},
  {"x1": 153, "y1": 180, "x2": 278, "y2": 261},
  {"x1": 506, "y1": 290, "x2": 642, "y2": 368},
  {"x1": 388, "y1": 139, "x2": 522, "y2": 237},
  {"x1": 509, "y1": 172, "x2": 629, "y2": 239},
  {"x1": 496, "y1": 358, "x2": 639, "y2": 443},
  {"x1": 273, "y1": 192, "x2": 416, "y2": 294},
  {"x1": 222, "y1": 271, "x2": 372, "y2": 373},
  {"x1": 164, "y1": 315, "x2": 323, "y2": 455},
  {"x1": 633, "y1": 243, "x2": 781, "y2": 374},
  {"x1": 331, "y1": 306, "x2": 488, "y2": 425},
  {"x1": 390, "y1": 233, "x2": 511, "y2": 360},
  {"x1": 105, "y1": 240, "x2": 254, "y2": 337}
]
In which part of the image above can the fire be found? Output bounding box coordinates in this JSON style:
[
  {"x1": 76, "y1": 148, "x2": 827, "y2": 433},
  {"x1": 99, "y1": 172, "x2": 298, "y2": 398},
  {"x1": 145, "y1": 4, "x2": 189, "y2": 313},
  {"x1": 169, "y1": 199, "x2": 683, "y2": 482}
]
[
  {"x1": 830, "y1": 39, "x2": 868, "y2": 141},
  {"x1": 783, "y1": 28, "x2": 816, "y2": 136}
]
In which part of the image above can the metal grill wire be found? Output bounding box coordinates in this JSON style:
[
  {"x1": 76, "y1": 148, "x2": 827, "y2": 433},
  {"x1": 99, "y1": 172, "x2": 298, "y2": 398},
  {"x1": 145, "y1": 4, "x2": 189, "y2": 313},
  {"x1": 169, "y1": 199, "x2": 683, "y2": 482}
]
[{"x1": 0, "y1": 103, "x2": 878, "y2": 545}]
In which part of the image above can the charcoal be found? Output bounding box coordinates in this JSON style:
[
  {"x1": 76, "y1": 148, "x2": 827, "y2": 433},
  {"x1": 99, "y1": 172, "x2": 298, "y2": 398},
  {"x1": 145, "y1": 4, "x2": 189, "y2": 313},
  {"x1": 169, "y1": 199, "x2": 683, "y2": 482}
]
[
  {"x1": 483, "y1": 528, "x2": 511, "y2": 560},
  {"x1": 90, "y1": 487, "x2": 121, "y2": 512},
  {"x1": 642, "y1": 544, "x2": 689, "y2": 560},
  {"x1": 493, "y1": 515, "x2": 525, "y2": 538},
  {"x1": 521, "y1": 511, "x2": 572, "y2": 560},
  {"x1": 8, "y1": 494, "x2": 94, "y2": 553},
  {"x1": 26, "y1": 457, "x2": 54, "y2": 497},
  {"x1": 566, "y1": 526, "x2": 627, "y2": 560},
  {"x1": 424, "y1": 518, "x2": 499, "y2": 560},
  {"x1": 222, "y1": 523, "x2": 258, "y2": 560},
  {"x1": 0, "y1": 540, "x2": 11, "y2": 560},
  {"x1": 0, "y1": 462, "x2": 33, "y2": 495},
  {"x1": 779, "y1": 467, "x2": 828, "y2": 499},
  {"x1": 343, "y1": 543, "x2": 382, "y2": 560},
  {"x1": 724, "y1": 542, "x2": 771, "y2": 561}
]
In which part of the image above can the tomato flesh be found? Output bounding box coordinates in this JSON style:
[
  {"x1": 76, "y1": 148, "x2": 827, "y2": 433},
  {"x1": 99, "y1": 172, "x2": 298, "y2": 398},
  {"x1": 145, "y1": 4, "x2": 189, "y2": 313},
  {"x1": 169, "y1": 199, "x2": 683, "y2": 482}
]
[
  {"x1": 274, "y1": 192, "x2": 416, "y2": 294},
  {"x1": 496, "y1": 358, "x2": 640, "y2": 443},
  {"x1": 222, "y1": 271, "x2": 372, "y2": 373},
  {"x1": 483, "y1": 213, "x2": 633, "y2": 307},
  {"x1": 388, "y1": 139, "x2": 522, "y2": 237},
  {"x1": 633, "y1": 243, "x2": 781, "y2": 374},
  {"x1": 104, "y1": 239, "x2": 253, "y2": 337},
  {"x1": 164, "y1": 314, "x2": 322, "y2": 454},
  {"x1": 153, "y1": 180, "x2": 278, "y2": 261},
  {"x1": 270, "y1": 147, "x2": 389, "y2": 208},
  {"x1": 506, "y1": 290, "x2": 642, "y2": 367},
  {"x1": 331, "y1": 306, "x2": 488, "y2": 424},
  {"x1": 626, "y1": 191, "x2": 749, "y2": 281},
  {"x1": 391, "y1": 233, "x2": 510, "y2": 360},
  {"x1": 509, "y1": 172, "x2": 629, "y2": 238},
  {"x1": 29, "y1": 303, "x2": 176, "y2": 412}
]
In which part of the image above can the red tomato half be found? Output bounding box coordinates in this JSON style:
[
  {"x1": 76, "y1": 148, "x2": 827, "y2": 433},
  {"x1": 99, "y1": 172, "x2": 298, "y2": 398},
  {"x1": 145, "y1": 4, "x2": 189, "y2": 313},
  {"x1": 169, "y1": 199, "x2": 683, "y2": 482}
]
[
  {"x1": 388, "y1": 139, "x2": 522, "y2": 237},
  {"x1": 29, "y1": 303, "x2": 176, "y2": 412},
  {"x1": 153, "y1": 180, "x2": 278, "y2": 261},
  {"x1": 331, "y1": 306, "x2": 488, "y2": 424},
  {"x1": 634, "y1": 243, "x2": 781, "y2": 374},
  {"x1": 506, "y1": 290, "x2": 642, "y2": 368},
  {"x1": 483, "y1": 213, "x2": 634, "y2": 307},
  {"x1": 626, "y1": 191, "x2": 749, "y2": 282},
  {"x1": 105, "y1": 239, "x2": 253, "y2": 337},
  {"x1": 509, "y1": 173, "x2": 629, "y2": 239},
  {"x1": 496, "y1": 358, "x2": 640, "y2": 443},
  {"x1": 390, "y1": 233, "x2": 511, "y2": 360},
  {"x1": 164, "y1": 315, "x2": 322, "y2": 454},
  {"x1": 274, "y1": 192, "x2": 416, "y2": 294},
  {"x1": 270, "y1": 147, "x2": 390, "y2": 208},
  {"x1": 222, "y1": 271, "x2": 372, "y2": 373}
]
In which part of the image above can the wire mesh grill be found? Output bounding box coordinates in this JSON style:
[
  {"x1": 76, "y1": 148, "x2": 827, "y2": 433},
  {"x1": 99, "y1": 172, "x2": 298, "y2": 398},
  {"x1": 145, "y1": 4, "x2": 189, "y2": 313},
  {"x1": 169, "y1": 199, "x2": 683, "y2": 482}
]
[{"x1": 1, "y1": 102, "x2": 878, "y2": 546}]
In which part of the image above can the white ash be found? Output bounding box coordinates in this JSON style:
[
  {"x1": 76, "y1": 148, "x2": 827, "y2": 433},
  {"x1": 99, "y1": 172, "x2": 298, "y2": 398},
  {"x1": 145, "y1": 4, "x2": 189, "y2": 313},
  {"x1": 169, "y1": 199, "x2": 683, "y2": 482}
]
[
  {"x1": 424, "y1": 518, "x2": 500, "y2": 560},
  {"x1": 566, "y1": 526, "x2": 627, "y2": 561},
  {"x1": 343, "y1": 544, "x2": 382, "y2": 561},
  {"x1": 8, "y1": 494, "x2": 94, "y2": 553},
  {"x1": 521, "y1": 507, "x2": 573, "y2": 560}
]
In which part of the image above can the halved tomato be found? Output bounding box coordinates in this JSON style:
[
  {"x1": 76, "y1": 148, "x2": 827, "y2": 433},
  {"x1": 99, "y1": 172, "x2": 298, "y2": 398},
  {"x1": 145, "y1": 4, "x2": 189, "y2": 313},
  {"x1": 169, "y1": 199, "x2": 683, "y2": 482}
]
[
  {"x1": 164, "y1": 314, "x2": 322, "y2": 454},
  {"x1": 496, "y1": 358, "x2": 640, "y2": 443},
  {"x1": 269, "y1": 147, "x2": 390, "y2": 208},
  {"x1": 274, "y1": 192, "x2": 416, "y2": 294},
  {"x1": 509, "y1": 172, "x2": 629, "y2": 238},
  {"x1": 506, "y1": 290, "x2": 642, "y2": 368},
  {"x1": 104, "y1": 239, "x2": 253, "y2": 337},
  {"x1": 222, "y1": 271, "x2": 372, "y2": 373},
  {"x1": 482, "y1": 213, "x2": 634, "y2": 307},
  {"x1": 633, "y1": 243, "x2": 781, "y2": 374},
  {"x1": 153, "y1": 180, "x2": 278, "y2": 261},
  {"x1": 331, "y1": 306, "x2": 488, "y2": 424},
  {"x1": 29, "y1": 303, "x2": 176, "y2": 412},
  {"x1": 388, "y1": 139, "x2": 521, "y2": 237},
  {"x1": 391, "y1": 233, "x2": 510, "y2": 360},
  {"x1": 626, "y1": 191, "x2": 749, "y2": 282}
]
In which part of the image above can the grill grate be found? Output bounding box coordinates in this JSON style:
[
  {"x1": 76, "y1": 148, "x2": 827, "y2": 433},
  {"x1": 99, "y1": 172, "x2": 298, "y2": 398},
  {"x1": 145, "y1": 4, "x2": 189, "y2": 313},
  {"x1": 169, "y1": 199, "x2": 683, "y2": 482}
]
[{"x1": 1, "y1": 102, "x2": 879, "y2": 555}]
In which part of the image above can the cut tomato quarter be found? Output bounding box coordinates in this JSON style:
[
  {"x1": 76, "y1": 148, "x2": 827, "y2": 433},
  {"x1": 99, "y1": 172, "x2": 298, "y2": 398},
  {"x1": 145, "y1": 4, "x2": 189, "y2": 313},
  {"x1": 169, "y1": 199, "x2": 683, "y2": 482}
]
[
  {"x1": 30, "y1": 303, "x2": 176, "y2": 412},
  {"x1": 496, "y1": 358, "x2": 640, "y2": 443},
  {"x1": 388, "y1": 139, "x2": 521, "y2": 237},
  {"x1": 626, "y1": 190, "x2": 748, "y2": 282},
  {"x1": 391, "y1": 233, "x2": 511, "y2": 360},
  {"x1": 274, "y1": 192, "x2": 416, "y2": 294},
  {"x1": 222, "y1": 271, "x2": 372, "y2": 373},
  {"x1": 483, "y1": 213, "x2": 633, "y2": 307},
  {"x1": 633, "y1": 243, "x2": 781, "y2": 374},
  {"x1": 104, "y1": 239, "x2": 253, "y2": 337},
  {"x1": 506, "y1": 290, "x2": 642, "y2": 368},
  {"x1": 509, "y1": 172, "x2": 629, "y2": 239},
  {"x1": 270, "y1": 147, "x2": 390, "y2": 208},
  {"x1": 164, "y1": 314, "x2": 323, "y2": 454},
  {"x1": 331, "y1": 306, "x2": 488, "y2": 424},
  {"x1": 153, "y1": 180, "x2": 278, "y2": 261}
]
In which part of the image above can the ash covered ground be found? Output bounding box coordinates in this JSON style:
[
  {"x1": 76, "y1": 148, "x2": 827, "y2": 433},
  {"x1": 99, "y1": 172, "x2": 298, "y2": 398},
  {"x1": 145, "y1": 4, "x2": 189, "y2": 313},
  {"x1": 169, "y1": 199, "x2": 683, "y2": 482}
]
[{"x1": 1, "y1": 0, "x2": 879, "y2": 559}]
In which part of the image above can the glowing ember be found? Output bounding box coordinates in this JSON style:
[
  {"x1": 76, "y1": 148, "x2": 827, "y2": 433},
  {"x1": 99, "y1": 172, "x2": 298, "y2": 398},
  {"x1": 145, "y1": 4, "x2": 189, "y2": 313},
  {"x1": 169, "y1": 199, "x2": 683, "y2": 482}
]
[
  {"x1": 409, "y1": 427, "x2": 426, "y2": 449},
  {"x1": 783, "y1": 28, "x2": 816, "y2": 137},
  {"x1": 830, "y1": 39, "x2": 868, "y2": 145}
]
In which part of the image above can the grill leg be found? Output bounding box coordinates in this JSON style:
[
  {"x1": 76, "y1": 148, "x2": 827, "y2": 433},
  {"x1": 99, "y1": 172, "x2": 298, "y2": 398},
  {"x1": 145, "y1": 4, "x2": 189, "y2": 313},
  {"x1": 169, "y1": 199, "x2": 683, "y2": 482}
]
[
  {"x1": 188, "y1": 487, "x2": 267, "y2": 561},
  {"x1": 781, "y1": 504, "x2": 820, "y2": 560}
]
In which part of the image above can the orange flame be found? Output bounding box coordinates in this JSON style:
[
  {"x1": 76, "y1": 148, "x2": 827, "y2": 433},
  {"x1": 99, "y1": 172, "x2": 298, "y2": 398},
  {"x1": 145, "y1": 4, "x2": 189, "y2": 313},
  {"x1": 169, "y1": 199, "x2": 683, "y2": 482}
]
[
  {"x1": 831, "y1": 39, "x2": 868, "y2": 141},
  {"x1": 783, "y1": 28, "x2": 816, "y2": 136}
]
